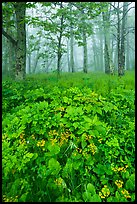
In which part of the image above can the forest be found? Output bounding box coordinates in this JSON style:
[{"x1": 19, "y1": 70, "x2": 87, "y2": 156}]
[{"x1": 2, "y1": 2, "x2": 135, "y2": 202}]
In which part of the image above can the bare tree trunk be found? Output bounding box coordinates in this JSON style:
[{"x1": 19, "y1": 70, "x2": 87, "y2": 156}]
[
  {"x1": 26, "y1": 25, "x2": 31, "y2": 74},
  {"x1": 83, "y1": 30, "x2": 88, "y2": 73},
  {"x1": 57, "y1": 2, "x2": 63, "y2": 76},
  {"x1": 69, "y1": 3, "x2": 75, "y2": 73},
  {"x1": 99, "y1": 31, "x2": 104, "y2": 71},
  {"x1": 8, "y1": 40, "x2": 16, "y2": 78},
  {"x1": 14, "y1": 2, "x2": 26, "y2": 80},
  {"x1": 70, "y1": 26, "x2": 75, "y2": 72},
  {"x1": 102, "y1": 9, "x2": 111, "y2": 74},
  {"x1": 126, "y1": 32, "x2": 130, "y2": 70},
  {"x1": 117, "y1": 3, "x2": 121, "y2": 76},
  {"x1": 67, "y1": 39, "x2": 71, "y2": 72},
  {"x1": 92, "y1": 34, "x2": 98, "y2": 71},
  {"x1": 2, "y1": 36, "x2": 9, "y2": 77},
  {"x1": 32, "y1": 51, "x2": 39, "y2": 73},
  {"x1": 114, "y1": 46, "x2": 118, "y2": 72},
  {"x1": 119, "y1": 2, "x2": 128, "y2": 76}
]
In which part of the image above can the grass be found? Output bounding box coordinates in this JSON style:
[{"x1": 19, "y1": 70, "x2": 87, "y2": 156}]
[{"x1": 25, "y1": 70, "x2": 135, "y2": 96}]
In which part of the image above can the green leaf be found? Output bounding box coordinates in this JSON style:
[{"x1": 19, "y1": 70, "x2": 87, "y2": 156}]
[
  {"x1": 92, "y1": 114, "x2": 98, "y2": 124},
  {"x1": 83, "y1": 116, "x2": 92, "y2": 123},
  {"x1": 115, "y1": 191, "x2": 120, "y2": 198},
  {"x1": 82, "y1": 191, "x2": 92, "y2": 202},
  {"x1": 90, "y1": 194, "x2": 101, "y2": 202},
  {"x1": 125, "y1": 174, "x2": 135, "y2": 191},
  {"x1": 48, "y1": 158, "x2": 61, "y2": 175},
  {"x1": 93, "y1": 164, "x2": 106, "y2": 175},
  {"x1": 73, "y1": 161, "x2": 81, "y2": 170},
  {"x1": 47, "y1": 143, "x2": 60, "y2": 155},
  {"x1": 131, "y1": 193, "x2": 135, "y2": 202},
  {"x1": 81, "y1": 133, "x2": 87, "y2": 149},
  {"x1": 87, "y1": 183, "x2": 96, "y2": 195},
  {"x1": 107, "y1": 196, "x2": 114, "y2": 202},
  {"x1": 73, "y1": 122, "x2": 79, "y2": 129},
  {"x1": 33, "y1": 153, "x2": 38, "y2": 160},
  {"x1": 19, "y1": 193, "x2": 28, "y2": 202},
  {"x1": 106, "y1": 138, "x2": 119, "y2": 147},
  {"x1": 63, "y1": 96, "x2": 69, "y2": 103}
]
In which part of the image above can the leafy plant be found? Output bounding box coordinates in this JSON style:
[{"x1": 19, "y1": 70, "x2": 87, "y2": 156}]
[{"x1": 2, "y1": 72, "x2": 135, "y2": 202}]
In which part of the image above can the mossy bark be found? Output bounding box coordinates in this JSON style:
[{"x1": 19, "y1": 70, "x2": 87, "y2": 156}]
[{"x1": 14, "y1": 2, "x2": 26, "y2": 80}]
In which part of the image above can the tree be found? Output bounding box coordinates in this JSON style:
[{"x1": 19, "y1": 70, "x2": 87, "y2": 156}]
[
  {"x1": 114, "y1": 2, "x2": 132, "y2": 76},
  {"x1": 102, "y1": 4, "x2": 111, "y2": 74},
  {"x1": 14, "y1": 2, "x2": 26, "y2": 80},
  {"x1": 2, "y1": 2, "x2": 16, "y2": 78},
  {"x1": 118, "y1": 2, "x2": 128, "y2": 76},
  {"x1": 73, "y1": 2, "x2": 108, "y2": 73},
  {"x1": 2, "y1": 2, "x2": 26, "y2": 80},
  {"x1": 69, "y1": 3, "x2": 75, "y2": 73}
]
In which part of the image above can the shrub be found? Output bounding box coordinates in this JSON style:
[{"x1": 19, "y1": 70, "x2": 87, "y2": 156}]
[{"x1": 2, "y1": 72, "x2": 135, "y2": 202}]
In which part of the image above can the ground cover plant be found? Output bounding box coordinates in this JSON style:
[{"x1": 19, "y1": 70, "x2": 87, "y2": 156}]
[{"x1": 2, "y1": 71, "x2": 135, "y2": 202}]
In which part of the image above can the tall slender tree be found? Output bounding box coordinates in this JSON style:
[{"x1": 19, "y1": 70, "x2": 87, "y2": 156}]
[
  {"x1": 102, "y1": 5, "x2": 111, "y2": 74},
  {"x1": 118, "y1": 2, "x2": 128, "y2": 76}
]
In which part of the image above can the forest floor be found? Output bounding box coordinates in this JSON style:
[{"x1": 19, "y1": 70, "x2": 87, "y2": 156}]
[{"x1": 2, "y1": 71, "x2": 135, "y2": 202}]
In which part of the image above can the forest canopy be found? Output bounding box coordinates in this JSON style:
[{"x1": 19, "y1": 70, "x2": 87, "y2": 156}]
[{"x1": 2, "y1": 2, "x2": 135, "y2": 80}]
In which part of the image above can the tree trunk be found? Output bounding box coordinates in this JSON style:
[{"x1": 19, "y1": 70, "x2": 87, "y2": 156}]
[
  {"x1": 70, "y1": 25, "x2": 75, "y2": 72},
  {"x1": 104, "y1": 38, "x2": 110, "y2": 74},
  {"x1": 102, "y1": 9, "x2": 111, "y2": 74},
  {"x1": 2, "y1": 35, "x2": 9, "y2": 77},
  {"x1": 99, "y1": 31, "x2": 104, "y2": 71},
  {"x1": 92, "y1": 34, "x2": 98, "y2": 71},
  {"x1": 67, "y1": 39, "x2": 71, "y2": 72},
  {"x1": 83, "y1": 30, "x2": 88, "y2": 73},
  {"x1": 117, "y1": 3, "x2": 121, "y2": 76},
  {"x1": 126, "y1": 32, "x2": 130, "y2": 70},
  {"x1": 32, "y1": 52, "x2": 39, "y2": 73},
  {"x1": 14, "y1": 2, "x2": 26, "y2": 80},
  {"x1": 118, "y1": 2, "x2": 128, "y2": 76},
  {"x1": 114, "y1": 44, "x2": 118, "y2": 72},
  {"x1": 57, "y1": 34, "x2": 62, "y2": 75},
  {"x1": 57, "y1": 2, "x2": 63, "y2": 76},
  {"x1": 26, "y1": 25, "x2": 31, "y2": 74}
]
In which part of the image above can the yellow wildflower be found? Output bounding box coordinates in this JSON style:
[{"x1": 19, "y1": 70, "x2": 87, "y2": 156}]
[
  {"x1": 50, "y1": 138, "x2": 57, "y2": 146},
  {"x1": 20, "y1": 138, "x2": 26, "y2": 145},
  {"x1": 37, "y1": 141, "x2": 40, "y2": 147},
  {"x1": 55, "y1": 177, "x2": 63, "y2": 186},
  {"x1": 31, "y1": 134, "x2": 35, "y2": 140},
  {"x1": 37, "y1": 139, "x2": 45, "y2": 147},
  {"x1": 99, "y1": 185, "x2": 110, "y2": 199},
  {"x1": 118, "y1": 167, "x2": 124, "y2": 171},
  {"x1": 73, "y1": 152, "x2": 77, "y2": 156},
  {"x1": 41, "y1": 139, "x2": 45, "y2": 146},
  {"x1": 121, "y1": 189, "x2": 131, "y2": 199},
  {"x1": 99, "y1": 192, "x2": 105, "y2": 198},
  {"x1": 111, "y1": 165, "x2": 128, "y2": 173},
  {"x1": 88, "y1": 143, "x2": 97, "y2": 155},
  {"x1": 98, "y1": 138, "x2": 103, "y2": 143},
  {"x1": 115, "y1": 180, "x2": 123, "y2": 188},
  {"x1": 20, "y1": 133, "x2": 24, "y2": 139}
]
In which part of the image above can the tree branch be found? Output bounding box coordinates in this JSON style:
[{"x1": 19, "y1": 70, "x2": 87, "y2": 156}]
[{"x1": 2, "y1": 28, "x2": 17, "y2": 46}]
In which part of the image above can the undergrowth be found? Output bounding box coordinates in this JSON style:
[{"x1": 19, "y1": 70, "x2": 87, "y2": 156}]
[{"x1": 2, "y1": 71, "x2": 135, "y2": 202}]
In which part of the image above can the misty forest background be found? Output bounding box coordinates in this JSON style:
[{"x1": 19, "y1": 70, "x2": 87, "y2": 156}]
[{"x1": 2, "y1": 2, "x2": 135, "y2": 79}]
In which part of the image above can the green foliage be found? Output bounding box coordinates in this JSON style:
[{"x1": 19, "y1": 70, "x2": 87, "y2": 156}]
[{"x1": 2, "y1": 72, "x2": 135, "y2": 202}]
